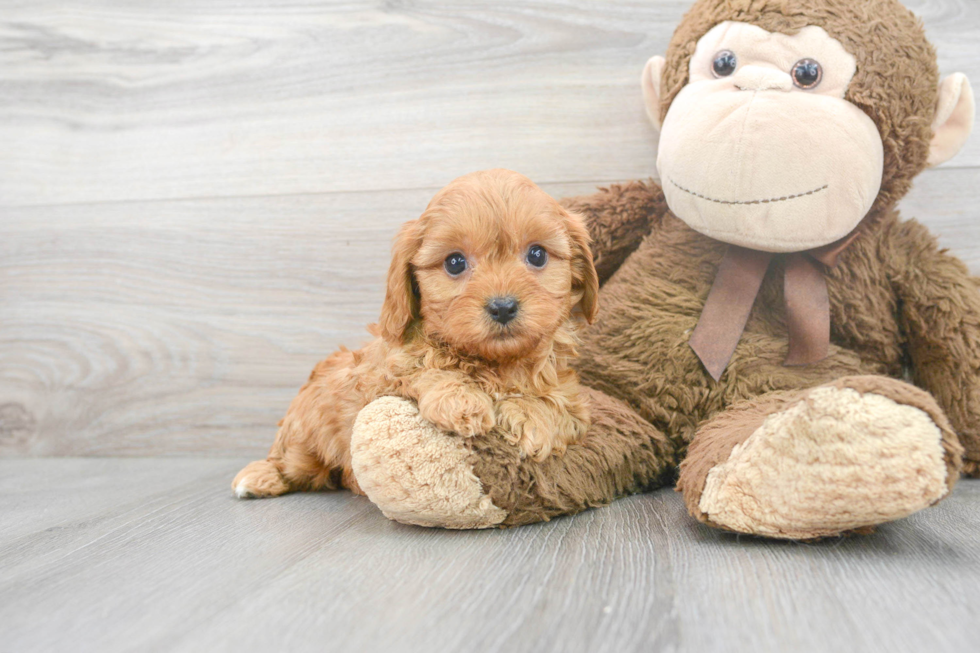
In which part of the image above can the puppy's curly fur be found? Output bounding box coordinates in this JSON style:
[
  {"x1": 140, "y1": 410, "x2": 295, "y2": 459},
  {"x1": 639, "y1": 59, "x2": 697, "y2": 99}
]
[{"x1": 233, "y1": 169, "x2": 599, "y2": 498}]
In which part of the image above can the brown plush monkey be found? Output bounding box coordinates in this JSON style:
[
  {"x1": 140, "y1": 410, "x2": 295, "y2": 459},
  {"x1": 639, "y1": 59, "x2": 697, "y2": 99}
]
[{"x1": 349, "y1": 0, "x2": 979, "y2": 539}]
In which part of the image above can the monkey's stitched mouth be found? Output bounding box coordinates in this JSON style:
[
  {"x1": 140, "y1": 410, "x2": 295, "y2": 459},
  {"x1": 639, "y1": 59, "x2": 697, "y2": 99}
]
[{"x1": 668, "y1": 177, "x2": 829, "y2": 206}]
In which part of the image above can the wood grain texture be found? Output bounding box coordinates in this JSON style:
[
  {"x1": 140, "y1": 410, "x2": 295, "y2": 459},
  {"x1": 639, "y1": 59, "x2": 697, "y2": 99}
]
[
  {"x1": 0, "y1": 458, "x2": 978, "y2": 653},
  {"x1": 0, "y1": 0, "x2": 977, "y2": 207},
  {"x1": 0, "y1": 0, "x2": 979, "y2": 458},
  {"x1": 2, "y1": 171, "x2": 979, "y2": 456}
]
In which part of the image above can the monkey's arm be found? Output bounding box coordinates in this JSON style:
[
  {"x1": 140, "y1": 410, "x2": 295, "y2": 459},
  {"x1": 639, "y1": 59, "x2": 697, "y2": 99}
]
[
  {"x1": 888, "y1": 219, "x2": 980, "y2": 475},
  {"x1": 561, "y1": 179, "x2": 669, "y2": 285}
]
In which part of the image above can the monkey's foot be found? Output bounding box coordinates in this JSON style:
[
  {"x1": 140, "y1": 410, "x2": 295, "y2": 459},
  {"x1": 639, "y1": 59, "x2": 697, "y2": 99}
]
[
  {"x1": 677, "y1": 376, "x2": 963, "y2": 539},
  {"x1": 351, "y1": 389, "x2": 675, "y2": 529},
  {"x1": 350, "y1": 397, "x2": 507, "y2": 529}
]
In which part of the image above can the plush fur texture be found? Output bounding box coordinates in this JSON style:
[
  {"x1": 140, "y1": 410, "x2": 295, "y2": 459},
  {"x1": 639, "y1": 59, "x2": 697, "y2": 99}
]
[
  {"x1": 351, "y1": 396, "x2": 508, "y2": 529},
  {"x1": 659, "y1": 0, "x2": 939, "y2": 217},
  {"x1": 353, "y1": 387, "x2": 675, "y2": 527},
  {"x1": 571, "y1": 195, "x2": 980, "y2": 455},
  {"x1": 656, "y1": 22, "x2": 884, "y2": 252},
  {"x1": 697, "y1": 388, "x2": 948, "y2": 538},
  {"x1": 349, "y1": 0, "x2": 979, "y2": 538},
  {"x1": 233, "y1": 170, "x2": 600, "y2": 499},
  {"x1": 678, "y1": 376, "x2": 963, "y2": 538}
]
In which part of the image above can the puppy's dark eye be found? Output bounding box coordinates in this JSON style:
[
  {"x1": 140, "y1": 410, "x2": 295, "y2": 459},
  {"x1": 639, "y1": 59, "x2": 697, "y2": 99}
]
[
  {"x1": 712, "y1": 50, "x2": 737, "y2": 77},
  {"x1": 444, "y1": 252, "x2": 467, "y2": 276},
  {"x1": 792, "y1": 59, "x2": 822, "y2": 89},
  {"x1": 526, "y1": 245, "x2": 548, "y2": 268}
]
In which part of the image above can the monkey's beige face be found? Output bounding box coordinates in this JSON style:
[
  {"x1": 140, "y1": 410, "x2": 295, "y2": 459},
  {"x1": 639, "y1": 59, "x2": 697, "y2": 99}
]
[
  {"x1": 410, "y1": 178, "x2": 588, "y2": 361},
  {"x1": 654, "y1": 22, "x2": 884, "y2": 252}
]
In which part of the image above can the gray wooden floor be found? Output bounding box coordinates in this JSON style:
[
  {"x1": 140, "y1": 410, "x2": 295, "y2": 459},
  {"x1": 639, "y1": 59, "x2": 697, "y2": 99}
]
[
  {"x1": 2, "y1": 1, "x2": 980, "y2": 651},
  {"x1": 1, "y1": 459, "x2": 978, "y2": 653}
]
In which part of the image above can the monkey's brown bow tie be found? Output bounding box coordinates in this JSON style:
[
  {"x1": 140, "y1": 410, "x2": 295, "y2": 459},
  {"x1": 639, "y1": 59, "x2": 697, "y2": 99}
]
[{"x1": 689, "y1": 229, "x2": 861, "y2": 381}]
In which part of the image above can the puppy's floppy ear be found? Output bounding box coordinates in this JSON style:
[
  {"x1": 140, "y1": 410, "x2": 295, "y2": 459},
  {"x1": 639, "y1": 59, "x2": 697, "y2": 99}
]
[
  {"x1": 563, "y1": 210, "x2": 599, "y2": 324},
  {"x1": 379, "y1": 219, "x2": 422, "y2": 343}
]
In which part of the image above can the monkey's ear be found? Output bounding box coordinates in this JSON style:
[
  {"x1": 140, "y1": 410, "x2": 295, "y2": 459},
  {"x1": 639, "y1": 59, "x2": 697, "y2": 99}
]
[
  {"x1": 379, "y1": 220, "x2": 422, "y2": 344},
  {"x1": 641, "y1": 55, "x2": 667, "y2": 133},
  {"x1": 928, "y1": 73, "x2": 975, "y2": 167}
]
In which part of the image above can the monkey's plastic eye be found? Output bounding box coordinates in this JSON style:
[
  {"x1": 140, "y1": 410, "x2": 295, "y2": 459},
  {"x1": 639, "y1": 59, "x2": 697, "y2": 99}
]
[
  {"x1": 444, "y1": 253, "x2": 467, "y2": 276},
  {"x1": 792, "y1": 59, "x2": 822, "y2": 89},
  {"x1": 526, "y1": 245, "x2": 548, "y2": 268},
  {"x1": 712, "y1": 50, "x2": 737, "y2": 77}
]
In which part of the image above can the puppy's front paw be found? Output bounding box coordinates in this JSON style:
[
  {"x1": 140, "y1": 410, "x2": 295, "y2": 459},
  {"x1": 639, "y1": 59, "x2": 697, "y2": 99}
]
[
  {"x1": 495, "y1": 399, "x2": 556, "y2": 461},
  {"x1": 418, "y1": 387, "x2": 495, "y2": 437},
  {"x1": 496, "y1": 397, "x2": 590, "y2": 461}
]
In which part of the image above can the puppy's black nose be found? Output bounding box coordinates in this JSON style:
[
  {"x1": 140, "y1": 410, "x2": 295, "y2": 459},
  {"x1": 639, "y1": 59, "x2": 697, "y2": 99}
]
[{"x1": 486, "y1": 296, "x2": 519, "y2": 325}]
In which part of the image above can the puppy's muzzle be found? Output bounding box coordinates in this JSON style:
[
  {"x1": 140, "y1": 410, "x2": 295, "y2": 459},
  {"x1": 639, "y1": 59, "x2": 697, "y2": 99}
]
[{"x1": 486, "y1": 296, "x2": 519, "y2": 326}]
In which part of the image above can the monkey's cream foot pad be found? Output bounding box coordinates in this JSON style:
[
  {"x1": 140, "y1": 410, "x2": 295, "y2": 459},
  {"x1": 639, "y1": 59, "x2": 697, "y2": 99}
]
[
  {"x1": 696, "y1": 386, "x2": 954, "y2": 540},
  {"x1": 351, "y1": 396, "x2": 506, "y2": 529}
]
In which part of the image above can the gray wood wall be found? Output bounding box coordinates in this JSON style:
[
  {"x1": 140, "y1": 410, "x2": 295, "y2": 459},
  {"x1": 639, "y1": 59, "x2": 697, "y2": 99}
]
[{"x1": 2, "y1": 0, "x2": 979, "y2": 457}]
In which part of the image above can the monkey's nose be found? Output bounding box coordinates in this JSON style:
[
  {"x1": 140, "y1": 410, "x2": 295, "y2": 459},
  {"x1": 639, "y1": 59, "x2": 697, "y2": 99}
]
[
  {"x1": 733, "y1": 65, "x2": 793, "y2": 92},
  {"x1": 486, "y1": 296, "x2": 519, "y2": 325}
]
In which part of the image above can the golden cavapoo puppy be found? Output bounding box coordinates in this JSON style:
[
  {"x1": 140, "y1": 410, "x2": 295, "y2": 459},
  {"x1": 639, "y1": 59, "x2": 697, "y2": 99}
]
[{"x1": 233, "y1": 169, "x2": 599, "y2": 498}]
